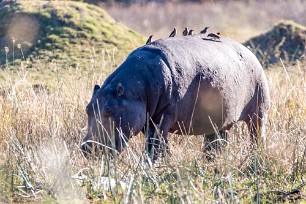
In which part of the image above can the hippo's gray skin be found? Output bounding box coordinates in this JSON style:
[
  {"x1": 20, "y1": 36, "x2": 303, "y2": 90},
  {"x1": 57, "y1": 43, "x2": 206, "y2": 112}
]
[{"x1": 82, "y1": 35, "x2": 270, "y2": 158}]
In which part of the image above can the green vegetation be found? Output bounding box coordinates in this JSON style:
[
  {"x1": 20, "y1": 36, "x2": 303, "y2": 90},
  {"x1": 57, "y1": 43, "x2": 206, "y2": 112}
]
[
  {"x1": 244, "y1": 20, "x2": 306, "y2": 67},
  {"x1": 0, "y1": 0, "x2": 145, "y2": 87}
]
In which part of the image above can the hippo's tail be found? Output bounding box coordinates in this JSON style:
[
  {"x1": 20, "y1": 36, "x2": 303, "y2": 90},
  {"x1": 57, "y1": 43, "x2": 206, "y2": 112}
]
[{"x1": 248, "y1": 73, "x2": 270, "y2": 148}]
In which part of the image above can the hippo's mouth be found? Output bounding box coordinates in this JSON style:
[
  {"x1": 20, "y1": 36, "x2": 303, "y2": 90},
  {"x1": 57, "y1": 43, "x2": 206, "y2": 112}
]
[{"x1": 81, "y1": 140, "x2": 118, "y2": 157}]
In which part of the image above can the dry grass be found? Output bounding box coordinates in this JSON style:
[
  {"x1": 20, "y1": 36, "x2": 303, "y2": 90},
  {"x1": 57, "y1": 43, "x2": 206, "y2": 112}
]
[
  {"x1": 0, "y1": 1, "x2": 305, "y2": 203},
  {"x1": 105, "y1": 0, "x2": 306, "y2": 42},
  {"x1": 0, "y1": 52, "x2": 305, "y2": 203}
]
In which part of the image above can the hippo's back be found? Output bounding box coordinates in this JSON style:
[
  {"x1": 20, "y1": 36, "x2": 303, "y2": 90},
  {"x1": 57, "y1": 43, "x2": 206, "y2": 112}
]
[{"x1": 133, "y1": 35, "x2": 269, "y2": 135}]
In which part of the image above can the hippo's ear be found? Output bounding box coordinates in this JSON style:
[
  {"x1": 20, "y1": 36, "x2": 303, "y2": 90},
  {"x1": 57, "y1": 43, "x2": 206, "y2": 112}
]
[
  {"x1": 92, "y1": 84, "x2": 100, "y2": 98},
  {"x1": 116, "y1": 83, "x2": 124, "y2": 97},
  {"x1": 94, "y1": 85, "x2": 100, "y2": 92},
  {"x1": 94, "y1": 84, "x2": 100, "y2": 92}
]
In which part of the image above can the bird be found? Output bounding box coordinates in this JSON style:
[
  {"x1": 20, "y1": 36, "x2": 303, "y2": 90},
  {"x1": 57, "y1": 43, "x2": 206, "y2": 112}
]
[
  {"x1": 217, "y1": 32, "x2": 221, "y2": 35},
  {"x1": 200, "y1": 27, "x2": 209, "y2": 34},
  {"x1": 146, "y1": 35, "x2": 153, "y2": 44},
  {"x1": 188, "y1": 30, "x2": 194, "y2": 35},
  {"x1": 207, "y1": 33, "x2": 220, "y2": 41},
  {"x1": 182, "y1": 27, "x2": 189, "y2": 36},
  {"x1": 169, "y1": 27, "x2": 177, "y2": 37}
]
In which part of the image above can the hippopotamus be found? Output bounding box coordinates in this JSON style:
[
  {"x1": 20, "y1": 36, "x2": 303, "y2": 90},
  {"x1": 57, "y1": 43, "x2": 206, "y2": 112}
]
[{"x1": 81, "y1": 34, "x2": 270, "y2": 158}]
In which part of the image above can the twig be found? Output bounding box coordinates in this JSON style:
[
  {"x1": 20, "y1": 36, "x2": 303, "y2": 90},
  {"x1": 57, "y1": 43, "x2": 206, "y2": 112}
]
[{"x1": 124, "y1": 174, "x2": 135, "y2": 204}]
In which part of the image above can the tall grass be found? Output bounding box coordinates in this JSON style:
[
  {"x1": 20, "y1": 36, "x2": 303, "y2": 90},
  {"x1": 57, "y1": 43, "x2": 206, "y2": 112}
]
[
  {"x1": 0, "y1": 1, "x2": 305, "y2": 202},
  {"x1": 0, "y1": 49, "x2": 305, "y2": 203}
]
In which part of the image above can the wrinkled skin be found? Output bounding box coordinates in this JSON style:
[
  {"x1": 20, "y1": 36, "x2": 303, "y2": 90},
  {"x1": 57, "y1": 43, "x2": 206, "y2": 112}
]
[{"x1": 81, "y1": 35, "x2": 270, "y2": 159}]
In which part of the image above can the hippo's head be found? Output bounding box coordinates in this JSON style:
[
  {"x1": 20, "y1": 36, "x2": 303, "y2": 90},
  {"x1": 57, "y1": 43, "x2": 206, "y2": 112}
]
[{"x1": 81, "y1": 82, "x2": 147, "y2": 156}]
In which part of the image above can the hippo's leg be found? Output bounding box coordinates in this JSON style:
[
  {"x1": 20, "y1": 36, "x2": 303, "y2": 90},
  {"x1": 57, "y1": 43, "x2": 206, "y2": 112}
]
[
  {"x1": 203, "y1": 121, "x2": 234, "y2": 160},
  {"x1": 204, "y1": 130, "x2": 229, "y2": 151},
  {"x1": 203, "y1": 131, "x2": 227, "y2": 160},
  {"x1": 146, "y1": 114, "x2": 172, "y2": 161},
  {"x1": 145, "y1": 121, "x2": 158, "y2": 159}
]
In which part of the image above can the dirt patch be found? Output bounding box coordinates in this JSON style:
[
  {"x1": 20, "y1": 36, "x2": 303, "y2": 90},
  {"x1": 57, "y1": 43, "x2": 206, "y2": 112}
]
[{"x1": 244, "y1": 20, "x2": 306, "y2": 67}]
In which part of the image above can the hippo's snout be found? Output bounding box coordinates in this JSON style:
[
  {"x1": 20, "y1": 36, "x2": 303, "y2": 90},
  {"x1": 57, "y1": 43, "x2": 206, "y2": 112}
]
[
  {"x1": 81, "y1": 141, "x2": 95, "y2": 157},
  {"x1": 81, "y1": 140, "x2": 105, "y2": 157}
]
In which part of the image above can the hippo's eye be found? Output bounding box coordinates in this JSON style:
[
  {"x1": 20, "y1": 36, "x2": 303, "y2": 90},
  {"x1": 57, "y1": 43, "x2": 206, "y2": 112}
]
[{"x1": 104, "y1": 107, "x2": 112, "y2": 116}]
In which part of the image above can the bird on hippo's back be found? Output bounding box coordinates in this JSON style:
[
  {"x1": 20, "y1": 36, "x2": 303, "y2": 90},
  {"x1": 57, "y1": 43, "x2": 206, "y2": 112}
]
[{"x1": 169, "y1": 27, "x2": 177, "y2": 37}]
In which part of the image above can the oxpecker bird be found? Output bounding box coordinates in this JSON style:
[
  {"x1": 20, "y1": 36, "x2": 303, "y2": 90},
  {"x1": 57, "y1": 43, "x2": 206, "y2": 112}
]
[
  {"x1": 207, "y1": 33, "x2": 220, "y2": 41},
  {"x1": 146, "y1": 35, "x2": 153, "y2": 44},
  {"x1": 200, "y1": 27, "x2": 209, "y2": 34},
  {"x1": 188, "y1": 30, "x2": 194, "y2": 35},
  {"x1": 169, "y1": 28, "x2": 177, "y2": 37},
  {"x1": 182, "y1": 27, "x2": 189, "y2": 36}
]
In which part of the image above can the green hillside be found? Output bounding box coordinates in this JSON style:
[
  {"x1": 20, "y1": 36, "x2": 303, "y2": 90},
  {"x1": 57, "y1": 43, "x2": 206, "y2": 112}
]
[{"x1": 0, "y1": 1, "x2": 145, "y2": 87}]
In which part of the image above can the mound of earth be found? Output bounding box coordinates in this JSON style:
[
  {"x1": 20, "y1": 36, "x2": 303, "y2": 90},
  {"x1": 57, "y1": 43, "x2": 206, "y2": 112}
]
[
  {"x1": 244, "y1": 20, "x2": 306, "y2": 67},
  {"x1": 0, "y1": 1, "x2": 145, "y2": 68}
]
